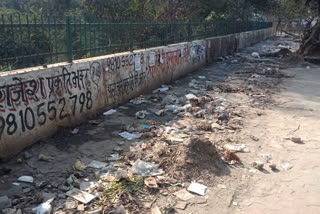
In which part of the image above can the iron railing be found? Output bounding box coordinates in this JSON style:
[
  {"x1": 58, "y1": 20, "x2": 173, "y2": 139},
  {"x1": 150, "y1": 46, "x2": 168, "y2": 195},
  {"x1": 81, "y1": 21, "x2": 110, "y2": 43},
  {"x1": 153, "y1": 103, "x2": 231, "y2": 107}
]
[{"x1": 0, "y1": 15, "x2": 272, "y2": 71}]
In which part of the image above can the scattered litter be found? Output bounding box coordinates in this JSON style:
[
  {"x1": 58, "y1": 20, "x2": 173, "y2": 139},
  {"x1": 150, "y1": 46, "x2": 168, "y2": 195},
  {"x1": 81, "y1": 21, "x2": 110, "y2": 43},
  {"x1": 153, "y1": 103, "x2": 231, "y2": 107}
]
[
  {"x1": 130, "y1": 98, "x2": 149, "y2": 105},
  {"x1": 67, "y1": 175, "x2": 80, "y2": 186},
  {"x1": 118, "y1": 132, "x2": 142, "y2": 141},
  {"x1": 66, "y1": 188, "x2": 96, "y2": 204},
  {"x1": 251, "y1": 52, "x2": 260, "y2": 58},
  {"x1": 175, "y1": 201, "x2": 188, "y2": 210},
  {"x1": 217, "y1": 184, "x2": 227, "y2": 189},
  {"x1": 306, "y1": 66, "x2": 310, "y2": 69},
  {"x1": 144, "y1": 177, "x2": 158, "y2": 188},
  {"x1": 151, "y1": 206, "x2": 162, "y2": 214},
  {"x1": 165, "y1": 104, "x2": 191, "y2": 113},
  {"x1": 80, "y1": 182, "x2": 97, "y2": 191},
  {"x1": 18, "y1": 176, "x2": 33, "y2": 183},
  {"x1": 136, "y1": 110, "x2": 150, "y2": 119},
  {"x1": 185, "y1": 93, "x2": 197, "y2": 100},
  {"x1": 32, "y1": 198, "x2": 54, "y2": 214},
  {"x1": 71, "y1": 128, "x2": 79, "y2": 134},
  {"x1": 153, "y1": 87, "x2": 169, "y2": 93},
  {"x1": 231, "y1": 60, "x2": 238, "y2": 63},
  {"x1": 224, "y1": 150, "x2": 240, "y2": 163},
  {"x1": 169, "y1": 137, "x2": 184, "y2": 142},
  {"x1": 261, "y1": 154, "x2": 272, "y2": 162},
  {"x1": 252, "y1": 161, "x2": 264, "y2": 170},
  {"x1": 198, "y1": 76, "x2": 206, "y2": 79},
  {"x1": 118, "y1": 141, "x2": 125, "y2": 146},
  {"x1": 74, "y1": 160, "x2": 86, "y2": 171},
  {"x1": 282, "y1": 163, "x2": 293, "y2": 171},
  {"x1": 12, "y1": 182, "x2": 20, "y2": 186},
  {"x1": 108, "y1": 154, "x2": 120, "y2": 161},
  {"x1": 155, "y1": 109, "x2": 166, "y2": 116},
  {"x1": 87, "y1": 160, "x2": 108, "y2": 169},
  {"x1": 165, "y1": 105, "x2": 179, "y2": 112},
  {"x1": 291, "y1": 137, "x2": 302, "y2": 143},
  {"x1": 132, "y1": 160, "x2": 163, "y2": 177},
  {"x1": 187, "y1": 182, "x2": 208, "y2": 196},
  {"x1": 249, "y1": 169, "x2": 257, "y2": 173},
  {"x1": 224, "y1": 144, "x2": 247, "y2": 152},
  {"x1": 103, "y1": 109, "x2": 117, "y2": 116},
  {"x1": 140, "y1": 124, "x2": 150, "y2": 130},
  {"x1": 38, "y1": 154, "x2": 53, "y2": 162},
  {"x1": 115, "y1": 169, "x2": 128, "y2": 181},
  {"x1": 113, "y1": 147, "x2": 123, "y2": 153},
  {"x1": 232, "y1": 201, "x2": 238, "y2": 206},
  {"x1": 174, "y1": 189, "x2": 195, "y2": 201}
]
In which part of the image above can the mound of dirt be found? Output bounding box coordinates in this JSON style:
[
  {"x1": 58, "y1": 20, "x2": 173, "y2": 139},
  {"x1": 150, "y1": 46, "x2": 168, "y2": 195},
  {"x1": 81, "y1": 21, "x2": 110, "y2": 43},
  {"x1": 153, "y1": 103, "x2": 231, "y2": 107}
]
[{"x1": 166, "y1": 137, "x2": 228, "y2": 181}]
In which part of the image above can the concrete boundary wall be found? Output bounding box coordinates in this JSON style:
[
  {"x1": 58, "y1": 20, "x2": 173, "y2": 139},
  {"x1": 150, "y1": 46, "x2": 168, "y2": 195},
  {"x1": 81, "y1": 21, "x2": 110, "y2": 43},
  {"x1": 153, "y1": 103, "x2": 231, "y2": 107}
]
[{"x1": 0, "y1": 28, "x2": 272, "y2": 158}]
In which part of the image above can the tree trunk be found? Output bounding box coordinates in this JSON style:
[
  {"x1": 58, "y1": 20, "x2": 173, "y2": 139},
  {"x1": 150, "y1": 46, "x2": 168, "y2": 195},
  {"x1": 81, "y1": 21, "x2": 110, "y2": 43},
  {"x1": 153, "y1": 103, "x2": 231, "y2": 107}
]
[{"x1": 298, "y1": 19, "x2": 320, "y2": 57}]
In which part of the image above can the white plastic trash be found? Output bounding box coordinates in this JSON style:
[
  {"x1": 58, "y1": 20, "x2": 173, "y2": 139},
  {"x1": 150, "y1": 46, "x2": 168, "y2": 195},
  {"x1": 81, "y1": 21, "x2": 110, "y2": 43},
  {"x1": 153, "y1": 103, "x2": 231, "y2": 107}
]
[{"x1": 187, "y1": 182, "x2": 208, "y2": 196}]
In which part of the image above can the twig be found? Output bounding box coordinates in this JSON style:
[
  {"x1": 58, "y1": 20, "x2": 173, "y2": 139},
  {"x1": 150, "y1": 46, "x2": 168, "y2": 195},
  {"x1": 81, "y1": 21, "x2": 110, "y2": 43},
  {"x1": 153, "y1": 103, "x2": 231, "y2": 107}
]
[{"x1": 289, "y1": 124, "x2": 300, "y2": 135}]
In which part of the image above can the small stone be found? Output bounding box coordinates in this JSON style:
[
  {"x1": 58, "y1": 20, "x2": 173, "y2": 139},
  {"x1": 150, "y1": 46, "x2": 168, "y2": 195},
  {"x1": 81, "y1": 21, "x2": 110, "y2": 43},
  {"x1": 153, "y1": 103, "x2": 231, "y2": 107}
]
[
  {"x1": 65, "y1": 200, "x2": 78, "y2": 209},
  {"x1": 38, "y1": 154, "x2": 53, "y2": 161},
  {"x1": 23, "y1": 152, "x2": 32, "y2": 159},
  {"x1": 115, "y1": 170, "x2": 128, "y2": 181},
  {"x1": 269, "y1": 162, "x2": 277, "y2": 170},
  {"x1": 0, "y1": 196, "x2": 12, "y2": 209},
  {"x1": 77, "y1": 204, "x2": 85, "y2": 211},
  {"x1": 261, "y1": 154, "x2": 272, "y2": 162},
  {"x1": 291, "y1": 137, "x2": 302, "y2": 143},
  {"x1": 22, "y1": 188, "x2": 32, "y2": 193},
  {"x1": 174, "y1": 189, "x2": 195, "y2": 201},
  {"x1": 175, "y1": 201, "x2": 187, "y2": 210},
  {"x1": 118, "y1": 141, "x2": 125, "y2": 146},
  {"x1": 252, "y1": 161, "x2": 264, "y2": 170},
  {"x1": 250, "y1": 136, "x2": 259, "y2": 141}
]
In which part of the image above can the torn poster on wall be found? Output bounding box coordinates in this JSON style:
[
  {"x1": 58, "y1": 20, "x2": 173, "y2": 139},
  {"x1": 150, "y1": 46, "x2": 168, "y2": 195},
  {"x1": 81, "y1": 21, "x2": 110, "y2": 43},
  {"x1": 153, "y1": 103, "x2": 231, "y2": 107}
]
[
  {"x1": 180, "y1": 46, "x2": 184, "y2": 57},
  {"x1": 135, "y1": 54, "x2": 141, "y2": 71},
  {"x1": 149, "y1": 52, "x2": 155, "y2": 67}
]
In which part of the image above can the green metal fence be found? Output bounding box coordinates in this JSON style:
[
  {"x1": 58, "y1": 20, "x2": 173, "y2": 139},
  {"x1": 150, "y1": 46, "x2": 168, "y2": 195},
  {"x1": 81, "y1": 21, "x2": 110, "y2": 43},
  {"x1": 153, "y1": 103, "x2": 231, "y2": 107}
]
[{"x1": 0, "y1": 15, "x2": 272, "y2": 71}]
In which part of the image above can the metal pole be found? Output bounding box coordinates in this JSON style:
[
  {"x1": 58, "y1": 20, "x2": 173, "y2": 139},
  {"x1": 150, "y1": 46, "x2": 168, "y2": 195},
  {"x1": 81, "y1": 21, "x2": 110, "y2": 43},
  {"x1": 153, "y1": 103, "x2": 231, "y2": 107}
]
[{"x1": 66, "y1": 16, "x2": 73, "y2": 63}]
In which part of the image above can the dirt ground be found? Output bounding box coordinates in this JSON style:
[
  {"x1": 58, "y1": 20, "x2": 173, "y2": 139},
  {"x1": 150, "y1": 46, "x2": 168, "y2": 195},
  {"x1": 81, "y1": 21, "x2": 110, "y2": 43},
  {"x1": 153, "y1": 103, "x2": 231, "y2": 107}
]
[{"x1": 0, "y1": 36, "x2": 319, "y2": 214}]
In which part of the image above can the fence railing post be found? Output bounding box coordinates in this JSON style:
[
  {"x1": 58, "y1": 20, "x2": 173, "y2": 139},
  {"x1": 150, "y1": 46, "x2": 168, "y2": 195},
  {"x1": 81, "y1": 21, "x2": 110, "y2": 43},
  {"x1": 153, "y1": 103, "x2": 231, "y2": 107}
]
[
  {"x1": 187, "y1": 21, "x2": 192, "y2": 41},
  {"x1": 66, "y1": 16, "x2": 73, "y2": 63},
  {"x1": 130, "y1": 21, "x2": 134, "y2": 52},
  {"x1": 204, "y1": 21, "x2": 207, "y2": 37},
  {"x1": 165, "y1": 20, "x2": 169, "y2": 45}
]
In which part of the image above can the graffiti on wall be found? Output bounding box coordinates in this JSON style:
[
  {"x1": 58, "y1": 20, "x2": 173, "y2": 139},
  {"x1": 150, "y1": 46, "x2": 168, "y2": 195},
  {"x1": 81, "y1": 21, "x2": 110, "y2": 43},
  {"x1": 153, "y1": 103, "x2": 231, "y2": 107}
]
[
  {"x1": 107, "y1": 71, "x2": 147, "y2": 98},
  {"x1": 104, "y1": 53, "x2": 147, "y2": 98},
  {"x1": 0, "y1": 62, "x2": 102, "y2": 139},
  {"x1": 105, "y1": 53, "x2": 144, "y2": 72},
  {"x1": 190, "y1": 42, "x2": 206, "y2": 64},
  {"x1": 147, "y1": 45, "x2": 189, "y2": 78}
]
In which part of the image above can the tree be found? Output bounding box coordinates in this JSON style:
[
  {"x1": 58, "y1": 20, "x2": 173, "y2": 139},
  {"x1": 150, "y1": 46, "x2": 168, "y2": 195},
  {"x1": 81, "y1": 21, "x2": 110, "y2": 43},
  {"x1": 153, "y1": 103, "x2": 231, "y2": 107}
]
[{"x1": 295, "y1": 0, "x2": 320, "y2": 58}]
